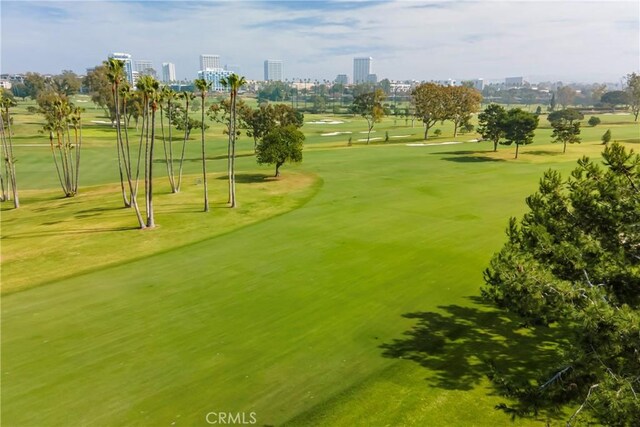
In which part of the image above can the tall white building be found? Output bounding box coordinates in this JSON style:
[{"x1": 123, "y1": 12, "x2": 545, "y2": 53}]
[
  {"x1": 198, "y1": 68, "x2": 233, "y2": 91},
  {"x1": 162, "y1": 62, "x2": 176, "y2": 83},
  {"x1": 200, "y1": 54, "x2": 220, "y2": 71},
  {"x1": 109, "y1": 52, "x2": 133, "y2": 84},
  {"x1": 353, "y1": 57, "x2": 372, "y2": 84},
  {"x1": 263, "y1": 60, "x2": 283, "y2": 81},
  {"x1": 134, "y1": 60, "x2": 153, "y2": 73}
]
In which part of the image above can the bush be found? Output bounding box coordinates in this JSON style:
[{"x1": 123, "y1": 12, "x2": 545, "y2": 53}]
[
  {"x1": 588, "y1": 116, "x2": 601, "y2": 127},
  {"x1": 434, "y1": 129, "x2": 442, "y2": 137}
]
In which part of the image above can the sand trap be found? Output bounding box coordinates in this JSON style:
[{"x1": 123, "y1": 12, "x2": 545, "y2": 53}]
[
  {"x1": 467, "y1": 139, "x2": 479, "y2": 142},
  {"x1": 359, "y1": 130, "x2": 376, "y2": 134},
  {"x1": 321, "y1": 131, "x2": 352, "y2": 136},
  {"x1": 391, "y1": 135, "x2": 411, "y2": 139},
  {"x1": 91, "y1": 120, "x2": 113, "y2": 124},
  {"x1": 602, "y1": 113, "x2": 631, "y2": 115},
  {"x1": 357, "y1": 137, "x2": 383, "y2": 142},
  {"x1": 11, "y1": 144, "x2": 48, "y2": 147},
  {"x1": 307, "y1": 120, "x2": 345, "y2": 124},
  {"x1": 406, "y1": 141, "x2": 463, "y2": 147},
  {"x1": 74, "y1": 100, "x2": 88, "y2": 103}
]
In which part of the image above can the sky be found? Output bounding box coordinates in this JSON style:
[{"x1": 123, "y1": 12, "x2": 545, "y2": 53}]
[{"x1": 1, "y1": 0, "x2": 638, "y2": 83}]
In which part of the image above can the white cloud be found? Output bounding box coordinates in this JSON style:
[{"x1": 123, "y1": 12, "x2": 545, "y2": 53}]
[{"x1": 1, "y1": 0, "x2": 637, "y2": 83}]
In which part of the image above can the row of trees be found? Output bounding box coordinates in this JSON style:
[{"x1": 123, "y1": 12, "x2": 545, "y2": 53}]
[
  {"x1": 102, "y1": 59, "x2": 304, "y2": 228},
  {"x1": 0, "y1": 93, "x2": 19, "y2": 207},
  {"x1": 411, "y1": 83, "x2": 483, "y2": 140}
]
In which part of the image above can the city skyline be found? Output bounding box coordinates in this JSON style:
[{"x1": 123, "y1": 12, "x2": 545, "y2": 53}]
[{"x1": 1, "y1": 1, "x2": 638, "y2": 83}]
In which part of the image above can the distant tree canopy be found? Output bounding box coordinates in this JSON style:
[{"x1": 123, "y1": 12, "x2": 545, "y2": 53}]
[
  {"x1": 477, "y1": 103, "x2": 507, "y2": 152},
  {"x1": 351, "y1": 89, "x2": 386, "y2": 144},
  {"x1": 548, "y1": 109, "x2": 583, "y2": 154},
  {"x1": 483, "y1": 143, "x2": 640, "y2": 425},
  {"x1": 626, "y1": 72, "x2": 640, "y2": 121},
  {"x1": 257, "y1": 81, "x2": 290, "y2": 103},
  {"x1": 600, "y1": 90, "x2": 630, "y2": 108},
  {"x1": 556, "y1": 86, "x2": 576, "y2": 109},
  {"x1": 501, "y1": 108, "x2": 539, "y2": 159},
  {"x1": 256, "y1": 125, "x2": 304, "y2": 177},
  {"x1": 84, "y1": 64, "x2": 116, "y2": 120}
]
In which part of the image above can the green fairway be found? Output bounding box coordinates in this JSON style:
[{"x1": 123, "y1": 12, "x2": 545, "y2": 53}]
[{"x1": 1, "y1": 102, "x2": 639, "y2": 426}]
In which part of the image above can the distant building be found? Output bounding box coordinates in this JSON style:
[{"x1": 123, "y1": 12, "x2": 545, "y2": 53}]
[
  {"x1": 471, "y1": 78, "x2": 484, "y2": 91},
  {"x1": 335, "y1": 74, "x2": 348, "y2": 85},
  {"x1": 162, "y1": 62, "x2": 176, "y2": 83},
  {"x1": 198, "y1": 68, "x2": 233, "y2": 91},
  {"x1": 264, "y1": 60, "x2": 283, "y2": 81},
  {"x1": 434, "y1": 79, "x2": 457, "y2": 87},
  {"x1": 134, "y1": 60, "x2": 153, "y2": 73},
  {"x1": 505, "y1": 76, "x2": 524, "y2": 88},
  {"x1": 0, "y1": 80, "x2": 12, "y2": 89},
  {"x1": 353, "y1": 57, "x2": 372, "y2": 84},
  {"x1": 366, "y1": 73, "x2": 378, "y2": 84},
  {"x1": 200, "y1": 54, "x2": 220, "y2": 71},
  {"x1": 109, "y1": 52, "x2": 133, "y2": 84}
]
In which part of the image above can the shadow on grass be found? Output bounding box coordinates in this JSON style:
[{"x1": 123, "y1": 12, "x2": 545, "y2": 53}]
[
  {"x1": 433, "y1": 150, "x2": 506, "y2": 163},
  {"x1": 381, "y1": 296, "x2": 567, "y2": 420},
  {"x1": 215, "y1": 173, "x2": 276, "y2": 183},
  {"x1": 2, "y1": 226, "x2": 135, "y2": 239},
  {"x1": 172, "y1": 152, "x2": 255, "y2": 163},
  {"x1": 524, "y1": 150, "x2": 564, "y2": 156}
]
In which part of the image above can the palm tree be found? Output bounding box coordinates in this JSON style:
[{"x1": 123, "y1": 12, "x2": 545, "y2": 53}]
[
  {"x1": 159, "y1": 86, "x2": 178, "y2": 192},
  {"x1": 194, "y1": 78, "x2": 211, "y2": 211},
  {"x1": 136, "y1": 75, "x2": 160, "y2": 228},
  {"x1": 176, "y1": 91, "x2": 195, "y2": 192},
  {"x1": 220, "y1": 73, "x2": 247, "y2": 208},
  {"x1": 105, "y1": 58, "x2": 130, "y2": 207},
  {"x1": 0, "y1": 94, "x2": 19, "y2": 208}
]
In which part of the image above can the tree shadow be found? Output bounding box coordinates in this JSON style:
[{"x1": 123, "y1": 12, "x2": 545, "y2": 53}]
[
  {"x1": 524, "y1": 150, "x2": 564, "y2": 156},
  {"x1": 215, "y1": 173, "x2": 276, "y2": 183},
  {"x1": 174, "y1": 153, "x2": 255, "y2": 163},
  {"x1": 434, "y1": 150, "x2": 506, "y2": 162},
  {"x1": 441, "y1": 156, "x2": 505, "y2": 163},
  {"x1": 380, "y1": 296, "x2": 568, "y2": 420}
]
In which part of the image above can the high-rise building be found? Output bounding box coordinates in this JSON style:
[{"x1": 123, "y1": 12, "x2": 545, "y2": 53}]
[
  {"x1": 366, "y1": 74, "x2": 378, "y2": 84},
  {"x1": 335, "y1": 74, "x2": 348, "y2": 85},
  {"x1": 198, "y1": 68, "x2": 233, "y2": 91},
  {"x1": 263, "y1": 60, "x2": 283, "y2": 81},
  {"x1": 353, "y1": 57, "x2": 372, "y2": 84},
  {"x1": 134, "y1": 60, "x2": 153, "y2": 73},
  {"x1": 162, "y1": 62, "x2": 176, "y2": 83},
  {"x1": 200, "y1": 54, "x2": 220, "y2": 71},
  {"x1": 109, "y1": 52, "x2": 133, "y2": 84},
  {"x1": 505, "y1": 77, "x2": 524, "y2": 88}
]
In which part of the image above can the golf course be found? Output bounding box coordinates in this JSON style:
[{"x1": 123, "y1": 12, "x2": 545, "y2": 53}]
[{"x1": 2, "y1": 97, "x2": 639, "y2": 426}]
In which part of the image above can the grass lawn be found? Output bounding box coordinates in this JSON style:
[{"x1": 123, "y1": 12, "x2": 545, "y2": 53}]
[{"x1": 1, "y1": 100, "x2": 638, "y2": 426}]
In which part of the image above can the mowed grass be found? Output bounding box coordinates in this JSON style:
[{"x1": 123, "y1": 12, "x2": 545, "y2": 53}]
[{"x1": 1, "y1": 102, "x2": 639, "y2": 426}]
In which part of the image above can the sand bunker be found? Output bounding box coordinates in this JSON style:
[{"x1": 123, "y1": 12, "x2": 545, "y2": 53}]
[
  {"x1": 307, "y1": 120, "x2": 345, "y2": 124},
  {"x1": 391, "y1": 135, "x2": 411, "y2": 139},
  {"x1": 406, "y1": 141, "x2": 463, "y2": 147},
  {"x1": 91, "y1": 120, "x2": 113, "y2": 124},
  {"x1": 357, "y1": 137, "x2": 383, "y2": 142},
  {"x1": 321, "y1": 131, "x2": 353, "y2": 136}
]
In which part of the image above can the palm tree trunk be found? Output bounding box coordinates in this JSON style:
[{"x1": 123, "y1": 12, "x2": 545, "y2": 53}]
[
  {"x1": 113, "y1": 86, "x2": 130, "y2": 207},
  {"x1": 1, "y1": 112, "x2": 18, "y2": 207},
  {"x1": 147, "y1": 105, "x2": 156, "y2": 228},
  {"x1": 177, "y1": 98, "x2": 189, "y2": 192},
  {"x1": 167, "y1": 100, "x2": 176, "y2": 192},
  {"x1": 230, "y1": 91, "x2": 237, "y2": 208},
  {"x1": 515, "y1": 143, "x2": 520, "y2": 159},
  {"x1": 201, "y1": 94, "x2": 209, "y2": 212}
]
